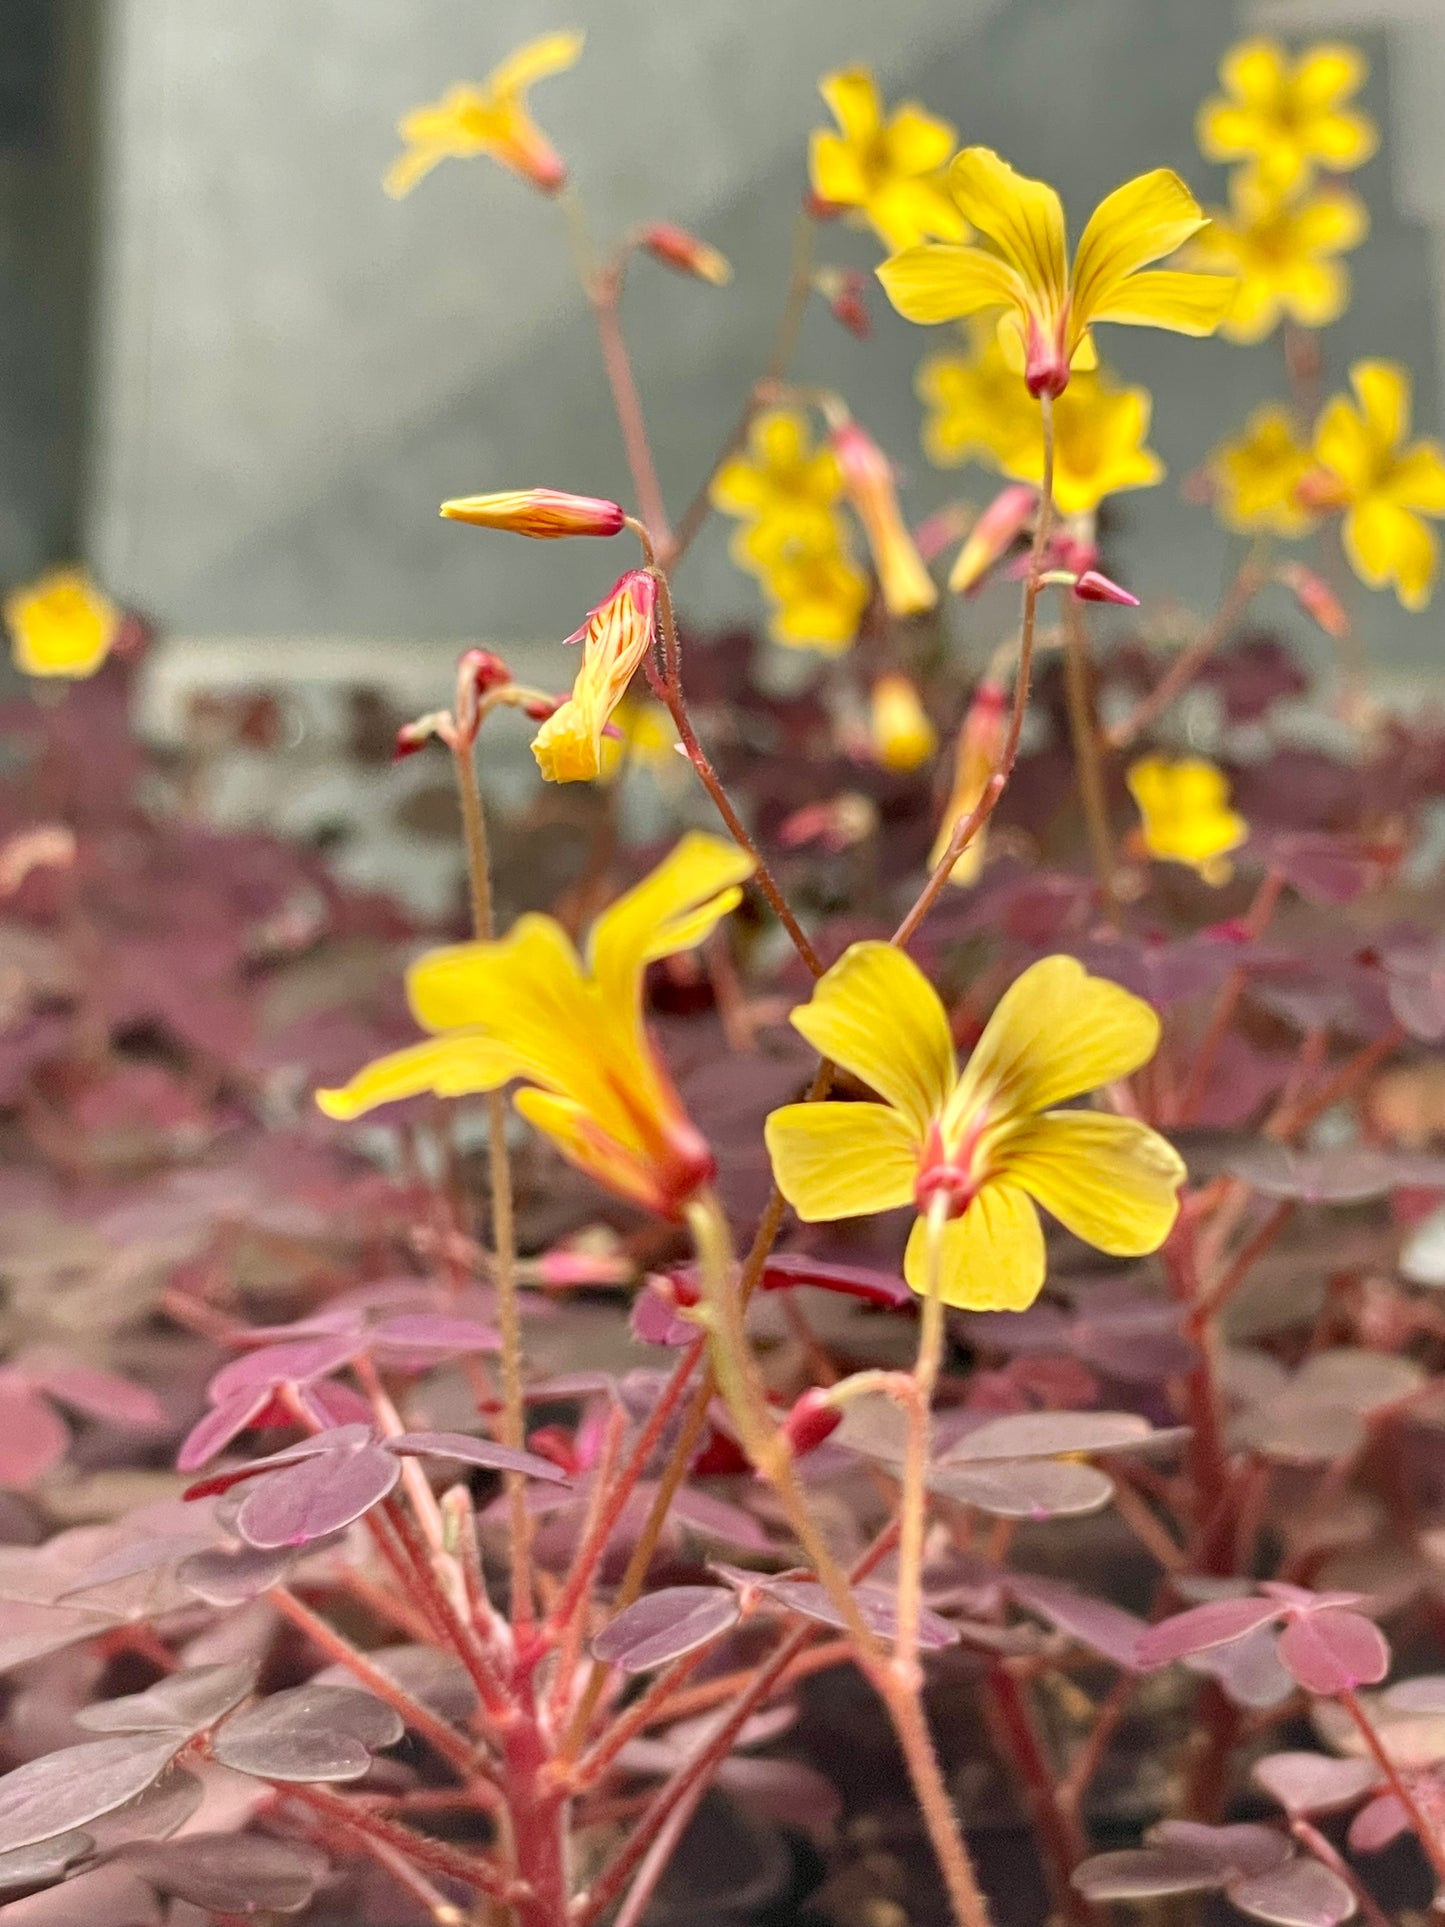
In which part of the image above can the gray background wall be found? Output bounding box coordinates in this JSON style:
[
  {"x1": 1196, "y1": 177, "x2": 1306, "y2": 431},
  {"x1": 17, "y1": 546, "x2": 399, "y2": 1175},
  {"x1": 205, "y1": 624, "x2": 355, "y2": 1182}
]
[{"x1": 78, "y1": 0, "x2": 1445, "y2": 669}]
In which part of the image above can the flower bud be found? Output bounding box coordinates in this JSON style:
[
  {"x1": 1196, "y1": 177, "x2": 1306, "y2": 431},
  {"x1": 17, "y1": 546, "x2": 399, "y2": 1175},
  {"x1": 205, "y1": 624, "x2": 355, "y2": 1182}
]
[
  {"x1": 533, "y1": 570, "x2": 658, "y2": 783},
  {"x1": 1073, "y1": 569, "x2": 1139, "y2": 607},
  {"x1": 830, "y1": 419, "x2": 937, "y2": 618},
  {"x1": 780, "y1": 1388, "x2": 843, "y2": 1457},
  {"x1": 459, "y1": 647, "x2": 513, "y2": 696},
  {"x1": 777, "y1": 793, "x2": 878, "y2": 853},
  {"x1": 640, "y1": 222, "x2": 732, "y2": 286},
  {"x1": 869, "y1": 673, "x2": 938, "y2": 773},
  {"x1": 930, "y1": 679, "x2": 1007, "y2": 886},
  {"x1": 1277, "y1": 560, "x2": 1349, "y2": 638},
  {"x1": 439, "y1": 488, "x2": 627, "y2": 539},
  {"x1": 948, "y1": 485, "x2": 1036, "y2": 595},
  {"x1": 813, "y1": 267, "x2": 870, "y2": 339},
  {"x1": 393, "y1": 712, "x2": 451, "y2": 760}
]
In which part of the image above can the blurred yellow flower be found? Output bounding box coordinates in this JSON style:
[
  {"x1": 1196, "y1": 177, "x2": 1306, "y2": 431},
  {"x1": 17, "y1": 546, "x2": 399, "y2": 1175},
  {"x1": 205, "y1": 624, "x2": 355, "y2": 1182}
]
[
  {"x1": 930, "y1": 678, "x2": 1006, "y2": 880},
  {"x1": 711, "y1": 409, "x2": 843, "y2": 547},
  {"x1": 1314, "y1": 361, "x2": 1445, "y2": 611},
  {"x1": 870, "y1": 674, "x2": 938, "y2": 772},
  {"x1": 918, "y1": 324, "x2": 1034, "y2": 470},
  {"x1": 1197, "y1": 38, "x2": 1377, "y2": 198},
  {"x1": 809, "y1": 69, "x2": 966, "y2": 251},
  {"x1": 1209, "y1": 404, "x2": 1314, "y2": 535},
  {"x1": 765, "y1": 948, "x2": 1183, "y2": 1311},
  {"x1": 830, "y1": 419, "x2": 937, "y2": 617},
  {"x1": 318, "y1": 834, "x2": 752, "y2": 1218},
  {"x1": 1126, "y1": 756, "x2": 1248, "y2": 884},
  {"x1": 739, "y1": 521, "x2": 870, "y2": 656},
  {"x1": 4, "y1": 568, "x2": 121, "y2": 680},
  {"x1": 1189, "y1": 177, "x2": 1367, "y2": 342},
  {"x1": 384, "y1": 31, "x2": 583, "y2": 199},
  {"x1": 879, "y1": 148, "x2": 1234, "y2": 397},
  {"x1": 599, "y1": 699, "x2": 682, "y2": 785},
  {"x1": 533, "y1": 570, "x2": 657, "y2": 783}
]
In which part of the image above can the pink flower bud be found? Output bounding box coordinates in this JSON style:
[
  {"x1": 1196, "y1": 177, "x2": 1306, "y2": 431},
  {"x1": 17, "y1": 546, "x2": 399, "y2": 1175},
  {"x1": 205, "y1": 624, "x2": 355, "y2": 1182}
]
[
  {"x1": 535, "y1": 1249, "x2": 634, "y2": 1287},
  {"x1": 393, "y1": 712, "x2": 450, "y2": 760},
  {"x1": 781, "y1": 1388, "x2": 842, "y2": 1457},
  {"x1": 458, "y1": 648, "x2": 513, "y2": 696},
  {"x1": 830, "y1": 419, "x2": 937, "y2": 618},
  {"x1": 523, "y1": 693, "x2": 567, "y2": 722},
  {"x1": 1278, "y1": 561, "x2": 1349, "y2": 638},
  {"x1": 439, "y1": 489, "x2": 627, "y2": 539},
  {"x1": 640, "y1": 222, "x2": 732, "y2": 286},
  {"x1": 948, "y1": 485, "x2": 1036, "y2": 595},
  {"x1": 1073, "y1": 569, "x2": 1139, "y2": 607},
  {"x1": 813, "y1": 268, "x2": 870, "y2": 339}
]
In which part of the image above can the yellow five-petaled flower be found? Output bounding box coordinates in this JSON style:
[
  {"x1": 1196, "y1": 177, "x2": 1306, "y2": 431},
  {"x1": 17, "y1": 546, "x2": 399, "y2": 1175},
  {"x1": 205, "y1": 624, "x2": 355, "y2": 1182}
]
[
  {"x1": 1126, "y1": 756, "x2": 1248, "y2": 885},
  {"x1": 318, "y1": 834, "x2": 753, "y2": 1219},
  {"x1": 879, "y1": 148, "x2": 1235, "y2": 397},
  {"x1": 1188, "y1": 176, "x2": 1367, "y2": 343},
  {"x1": 384, "y1": 31, "x2": 583, "y2": 199},
  {"x1": 809, "y1": 69, "x2": 966, "y2": 252},
  {"x1": 1209, "y1": 405, "x2": 1315, "y2": 536},
  {"x1": 765, "y1": 948, "x2": 1185, "y2": 1311},
  {"x1": 1313, "y1": 361, "x2": 1445, "y2": 612},
  {"x1": 1197, "y1": 38, "x2": 1377, "y2": 198},
  {"x1": 4, "y1": 567, "x2": 121, "y2": 681}
]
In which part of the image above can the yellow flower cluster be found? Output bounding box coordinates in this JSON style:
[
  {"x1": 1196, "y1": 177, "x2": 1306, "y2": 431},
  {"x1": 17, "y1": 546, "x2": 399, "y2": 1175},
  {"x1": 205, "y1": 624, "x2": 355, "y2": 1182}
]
[{"x1": 5, "y1": 568, "x2": 121, "y2": 681}]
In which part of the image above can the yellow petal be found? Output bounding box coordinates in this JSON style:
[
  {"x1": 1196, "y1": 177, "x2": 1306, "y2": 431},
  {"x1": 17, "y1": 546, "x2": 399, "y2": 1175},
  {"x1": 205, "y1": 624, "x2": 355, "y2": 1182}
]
[
  {"x1": 764, "y1": 1101, "x2": 920, "y2": 1220},
  {"x1": 486, "y1": 30, "x2": 585, "y2": 100},
  {"x1": 818, "y1": 68, "x2": 882, "y2": 145},
  {"x1": 1003, "y1": 1110, "x2": 1185, "y2": 1255},
  {"x1": 948, "y1": 149, "x2": 1067, "y2": 306},
  {"x1": 383, "y1": 146, "x2": 445, "y2": 200},
  {"x1": 788, "y1": 941, "x2": 955, "y2": 1137},
  {"x1": 865, "y1": 178, "x2": 966, "y2": 252},
  {"x1": 1196, "y1": 100, "x2": 1271, "y2": 166},
  {"x1": 904, "y1": 1182, "x2": 1046, "y2": 1311},
  {"x1": 1389, "y1": 443, "x2": 1445, "y2": 514},
  {"x1": 1314, "y1": 393, "x2": 1373, "y2": 495},
  {"x1": 883, "y1": 103, "x2": 957, "y2": 179},
  {"x1": 1353, "y1": 360, "x2": 1411, "y2": 448},
  {"x1": 1345, "y1": 500, "x2": 1438, "y2": 611},
  {"x1": 532, "y1": 696, "x2": 603, "y2": 782},
  {"x1": 1281, "y1": 258, "x2": 1349, "y2": 332},
  {"x1": 1293, "y1": 42, "x2": 1367, "y2": 108},
  {"x1": 1304, "y1": 107, "x2": 1377, "y2": 171},
  {"x1": 1072, "y1": 170, "x2": 1210, "y2": 322},
  {"x1": 877, "y1": 244, "x2": 1023, "y2": 325},
  {"x1": 1291, "y1": 189, "x2": 1368, "y2": 255},
  {"x1": 809, "y1": 130, "x2": 870, "y2": 208},
  {"x1": 952, "y1": 955, "x2": 1160, "y2": 1122},
  {"x1": 512, "y1": 1088, "x2": 663, "y2": 1213},
  {"x1": 315, "y1": 1034, "x2": 516, "y2": 1119},
  {"x1": 1087, "y1": 268, "x2": 1237, "y2": 335},
  {"x1": 1220, "y1": 38, "x2": 1288, "y2": 104},
  {"x1": 588, "y1": 832, "x2": 755, "y2": 1014}
]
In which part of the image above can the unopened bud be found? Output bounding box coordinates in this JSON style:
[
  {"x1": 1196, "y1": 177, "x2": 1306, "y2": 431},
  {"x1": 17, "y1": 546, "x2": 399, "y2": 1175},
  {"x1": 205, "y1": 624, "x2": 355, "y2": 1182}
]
[
  {"x1": 813, "y1": 267, "x2": 870, "y2": 339},
  {"x1": 534, "y1": 1247, "x2": 634, "y2": 1287},
  {"x1": 440, "y1": 488, "x2": 627, "y2": 539},
  {"x1": 1277, "y1": 560, "x2": 1349, "y2": 638},
  {"x1": 1073, "y1": 568, "x2": 1139, "y2": 607},
  {"x1": 459, "y1": 648, "x2": 513, "y2": 696},
  {"x1": 781, "y1": 1388, "x2": 842, "y2": 1457},
  {"x1": 930, "y1": 679, "x2": 1008, "y2": 886},
  {"x1": 393, "y1": 712, "x2": 450, "y2": 760},
  {"x1": 804, "y1": 188, "x2": 844, "y2": 222},
  {"x1": 522, "y1": 693, "x2": 567, "y2": 721},
  {"x1": 949, "y1": 484, "x2": 1036, "y2": 595},
  {"x1": 640, "y1": 222, "x2": 732, "y2": 286},
  {"x1": 830, "y1": 419, "x2": 937, "y2": 618},
  {"x1": 870, "y1": 673, "x2": 938, "y2": 773},
  {"x1": 777, "y1": 792, "x2": 878, "y2": 853}
]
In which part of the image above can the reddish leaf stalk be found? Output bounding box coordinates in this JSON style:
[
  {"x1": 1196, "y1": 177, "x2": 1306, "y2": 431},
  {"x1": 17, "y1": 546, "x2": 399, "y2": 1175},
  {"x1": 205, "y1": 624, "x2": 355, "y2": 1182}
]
[
  {"x1": 1338, "y1": 1687, "x2": 1445, "y2": 1886},
  {"x1": 983, "y1": 1661, "x2": 1099, "y2": 1924}
]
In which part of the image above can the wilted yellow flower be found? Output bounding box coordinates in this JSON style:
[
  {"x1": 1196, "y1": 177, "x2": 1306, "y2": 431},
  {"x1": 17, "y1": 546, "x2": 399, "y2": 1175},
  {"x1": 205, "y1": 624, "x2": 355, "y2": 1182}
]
[
  {"x1": 929, "y1": 678, "x2": 1006, "y2": 879},
  {"x1": 384, "y1": 32, "x2": 583, "y2": 199},
  {"x1": 711, "y1": 409, "x2": 843, "y2": 545},
  {"x1": 1209, "y1": 405, "x2": 1314, "y2": 535},
  {"x1": 318, "y1": 834, "x2": 752, "y2": 1218},
  {"x1": 1189, "y1": 177, "x2": 1366, "y2": 342},
  {"x1": 5, "y1": 568, "x2": 121, "y2": 680},
  {"x1": 1314, "y1": 361, "x2": 1445, "y2": 611},
  {"x1": 1197, "y1": 39, "x2": 1377, "y2": 198},
  {"x1": 739, "y1": 521, "x2": 870, "y2": 656},
  {"x1": 533, "y1": 570, "x2": 657, "y2": 783},
  {"x1": 830, "y1": 419, "x2": 937, "y2": 618},
  {"x1": 809, "y1": 69, "x2": 965, "y2": 251},
  {"x1": 879, "y1": 149, "x2": 1234, "y2": 397},
  {"x1": 1126, "y1": 756, "x2": 1248, "y2": 884},
  {"x1": 765, "y1": 949, "x2": 1184, "y2": 1311},
  {"x1": 870, "y1": 674, "x2": 938, "y2": 772}
]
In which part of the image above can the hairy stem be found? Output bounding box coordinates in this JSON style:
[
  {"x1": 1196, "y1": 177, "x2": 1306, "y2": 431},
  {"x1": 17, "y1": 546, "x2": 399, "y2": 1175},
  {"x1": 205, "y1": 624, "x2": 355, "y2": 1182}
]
[
  {"x1": 1060, "y1": 594, "x2": 1118, "y2": 918},
  {"x1": 895, "y1": 1192, "x2": 950, "y2": 1680}
]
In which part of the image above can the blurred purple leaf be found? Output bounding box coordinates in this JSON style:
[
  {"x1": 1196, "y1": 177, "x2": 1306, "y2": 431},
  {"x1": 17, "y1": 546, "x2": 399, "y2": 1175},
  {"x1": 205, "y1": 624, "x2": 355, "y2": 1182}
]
[
  {"x1": 1348, "y1": 1791, "x2": 1409, "y2": 1853},
  {"x1": 182, "y1": 1424, "x2": 374, "y2": 1498},
  {"x1": 117, "y1": 1833, "x2": 329, "y2": 1914},
  {"x1": 386, "y1": 1432, "x2": 570, "y2": 1483},
  {"x1": 0, "y1": 1736, "x2": 186, "y2": 1855},
  {"x1": 1228, "y1": 1855, "x2": 1356, "y2": 1926},
  {"x1": 941, "y1": 1411, "x2": 1159, "y2": 1462},
  {"x1": 757, "y1": 1577, "x2": 957, "y2": 1649},
  {"x1": 74, "y1": 1664, "x2": 257, "y2": 1737},
  {"x1": 235, "y1": 1442, "x2": 401, "y2": 1548},
  {"x1": 927, "y1": 1458, "x2": 1116, "y2": 1519},
  {"x1": 1260, "y1": 831, "x2": 1396, "y2": 906},
  {"x1": 368, "y1": 1313, "x2": 501, "y2": 1361},
  {"x1": 1383, "y1": 1675, "x2": 1445, "y2": 1714},
  {"x1": 1136, "y1": 1598, "x2": 1282, "y2": 1667},
  {"x1": 207, "y1": 1336, "x2": 364, "y2": 1405},
  {"x1": 212, "y1": 1685, "x2": 402, "y2": 1783},
  {"x1": 176, "y1": 1389, "x2": 273, "y2": 1474},
  {"x1": 23, "y1": 1364, "x2": 163, "y2": 1430},
  {"x1": 176, "y1": 1540, "x2": 302, "y2": 1605},
  {"x1": 0, "y1": 1382, "x2": 70, "y2": 1488},
  {"x1": 1188, "y1": 1625, "x2": 1296, "y2": 1710},
  {"x1": 0, "y1": 1832, "x2": 93, "y2": 1896},
  {"x1": 1226, "y1": 1143, "x2": 1429, "y2": 1205},
  {"x1": 1253, "y1": 1752, "x2": 1380, "y2": 1817},
  {"x1": 592, "y1": 1587, "x2": 741, "y2": 1672},
  {"x1": 1276, "y1": 1609, "x2": 1390, "y2": 1695},
  {"x1": 56, "y1": 1535, "x2": 215, "y2": 1598},
  {"x1": 1382, "y1": 941, "x2": 1445, "y2": 1042},
  {"x1": 313, "y1": 1645, "x2": 477, "y2": 1724},
  {"x1": 81, "y1": 1768, "x2": 206, "y2": 1854},
  {"x1": 1004, "y1": 1573, "x2": 1147, "y2": 1670}
]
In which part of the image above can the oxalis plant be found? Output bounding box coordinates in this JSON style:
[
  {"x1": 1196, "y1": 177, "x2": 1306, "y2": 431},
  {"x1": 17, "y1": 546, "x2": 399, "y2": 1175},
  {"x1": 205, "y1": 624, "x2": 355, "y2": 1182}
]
[{"x1": 7, "y1": 28, "x2": 1445, "y2": 1927}]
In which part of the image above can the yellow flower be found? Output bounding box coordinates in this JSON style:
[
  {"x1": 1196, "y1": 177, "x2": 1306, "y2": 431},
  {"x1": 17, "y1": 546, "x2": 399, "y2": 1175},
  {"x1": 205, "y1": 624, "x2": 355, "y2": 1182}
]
[
  {"x1": 878, "y1": 148, "x2": 1234, "y2": 397},
  {"x1": 765, "y1": 949, "x2": 1184, "y2": 1311},
  {"x1": 1189, "y1": 176, "x2": 1366, "y2": 342},
  {"x1": 4, "y1": 568, "x2": 121, "y2": 680},
  {"x1": 1197, "y1": 38, "x2": 1377, "y2": 198},
  {"x1": 829, "y1": 419, "x2": 937, "y2": 617},
  {"x1": 439, "y1": 488, "x2": 625, "y2": 538},
  {"x1": 533, "y1": 570, "x2": 657, "y2": 783},
  {"x1": 318, "y1": 834, "x2": 753, "y2": 1218},
  {"x1": 1209, "y1": 404, "x2": 1314, "y2": 535},
  {"x1": 809, "y1": 69, "x2": 966, "y2": 251},
  {"x1": 1314, "y1": 361, "x2": 1445, "y2": 611},
  {"x1": 741, "y1": 522, "x2": 870, "y2": 656},
  {"x1": 711, "y1": 409, "x2": 843, "y2": 545},
  {"x1": 1126, "y1": 756, "x2": 1248, "y2": 884},
  {"x1": 384, "y1": 32, "x2": 583, "y2": 199},
  {"x1": 599, "y1": 699, "x2": 682, "y2": 785},
  {"x1": 929, "y1": 679, "x2": 1006, "y2": 881},
  {"x1": 870, "y1": 675, "x2": 938, "y2": 773},
  {"x1": 918, "y1": 323, "x2": 1036, "y2": 470}
]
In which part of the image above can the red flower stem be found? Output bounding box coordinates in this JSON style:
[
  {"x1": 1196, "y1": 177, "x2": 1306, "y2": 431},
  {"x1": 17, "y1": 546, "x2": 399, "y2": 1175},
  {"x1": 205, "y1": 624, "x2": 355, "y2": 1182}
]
[
  {"x1": 540, "y1": 1402, "x2": 626, "y2": 1690},
  {"x1": 1175, "y1": 867, "x2": 1287, "y2": 1125},
  {"x1": 572, "y1": 1646, "x2": 717, "y2": 1791},
  {"x1": 587, "y1": 259, "x2": 672, "y2": 550},
  {"x1": 1105, "y1": 541, "x2": 1271, "y2": 751},
  {"x1": 1191, "y1": 1200, "x2": 1296, "y2": 1330},
  {"x1": 1266, "y1": 1023, "x2": 1405, "y2": 1141},
  {"x1": 661, "y1": 207, "x2": 816, "y2": 572},
  {"x1": 1338, "y1": 1688, "x2": 1445, "y2": 1885},
  {"x1": 892, "y1": 395, "x2": 1056, "y2": 955},
  {"x1": 629, "y1": 1632, "x2": 857, "y2": 1727},
  {"x1": 1290, "y1": 1818, "x2": 1393, "y2": 1927},
  {"x1": 983, "y1": 1661, "x2": 1099, "y2": 1924},
  {"x1": 267, "y1": 1585, "x2": 489, "y2": 1778},
  {"x1": 282, "y1": 1781, "x2": 519, "y2": 1903},
  {"x1": 1060, "y1": 594, "x2": 1118, "y2": 920},
  {"x1": 450, "y1": 736, "x2": 533, "y2": 1631},
  {"x1": 1057, "y1": 1674, "x2": 1137, "y2": 1814},
  {"x1": 382, "y1": 1496, "x2": 513, "y2": 1722}
]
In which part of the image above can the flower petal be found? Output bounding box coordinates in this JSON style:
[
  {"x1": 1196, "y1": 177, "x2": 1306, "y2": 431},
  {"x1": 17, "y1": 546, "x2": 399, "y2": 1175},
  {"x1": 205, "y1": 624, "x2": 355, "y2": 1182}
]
[
  {"x1": 1389, "y1": 442, "x2": 1445, "y2": 514},
  {"x1": 1314, "y1": 394, "x2": 1373, "y2": 495},
  {"x1": 883, "y1": 103, "x2": 958, "y2": 179},
  {"x1": 408, "y1": 917, "x2": 580, "y2": 1034},
  {"x1": 1073, "y1": 170, "x2": 1210, "y2": 322},
  {"x1": 877, "y1": 244, "x2": 1023, "y2": 325},
  {"x1": 1004, "y1": 1111, "x2": 1185, "y2": 1255},
  {"x1": 904, "y1": 1183, "x2": 1046, "y2": 1311},
  {"x1": 486, "y1": 30, "x2": 586, "y2": 100},
  {"x1": 788, "y1": 941, "x2": 955, "y2": 1136},
  {"x1": 818, "y1": 68, "x2": 881, "y2": 145},
  {"x1": 1353, "y1": 361, "x2": 1411, "y2": 448},
  {"x1": 1087, "y1": 268, "x2": 1237, "y2": 335},
  {"x1": 948, "y1": 149, "x2": 1067, "y2": 307},
  {"x1": 952, "y1": 955, "x2": 1160, "y2": 1121},
  {"x1": 316, "y1": 1035, "x2": 516, "y2": 1119},
  {"x1": 1293, "y1": 42, "x2": 1366, "y2": 109},
  {"x1": 1221, "y1": 38, "x2": 1288, "y2": 105},
  {"x1": 512, "y1": 1089, "x2": 661, "y2": 1213},
  {"x1": 1345, "y1": 500, "x2": 1438, "y2": 611},
  {"x1": 587, "y1": 832, "x2": 754, "y2": 1013},
  {"x1": 764, "y1": 1102, "x2": 919, "y2": 1220},
  {"x1": 809, "y1": 130, "x2": 869, "y2": 208}
]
